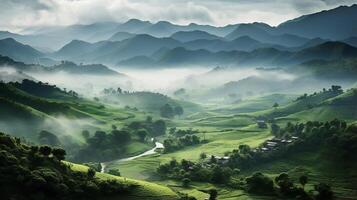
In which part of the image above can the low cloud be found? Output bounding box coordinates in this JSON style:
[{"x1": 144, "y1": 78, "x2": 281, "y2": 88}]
[{"x1": 1, "y1": 0, "x2": 356, "y2": 32}]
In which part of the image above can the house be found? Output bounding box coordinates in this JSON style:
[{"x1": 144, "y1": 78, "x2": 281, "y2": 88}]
[{"x1": 215, "y1": 156, "x2": 230, "y2": 164}]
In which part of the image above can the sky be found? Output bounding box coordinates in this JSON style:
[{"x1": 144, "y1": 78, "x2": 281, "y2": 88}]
[{"x1": 1, "y1": 0, "x2": 357, "y2": 32}]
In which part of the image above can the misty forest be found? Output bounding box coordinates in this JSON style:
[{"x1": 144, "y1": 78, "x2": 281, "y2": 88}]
[{"x1": 1, "y1": 1, "x2": 357, "y2": 200}]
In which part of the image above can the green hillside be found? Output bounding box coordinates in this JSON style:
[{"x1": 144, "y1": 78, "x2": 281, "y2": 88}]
[
  {"x1": 0, "y1": 132, "x2": 180, "y2": 200},
  {"x1": 252, "y1": 86, "x2": 344, "y2": 120}
]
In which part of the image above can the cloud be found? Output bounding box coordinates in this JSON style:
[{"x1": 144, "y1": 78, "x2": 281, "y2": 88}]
[{"x1": 0, "y1": 0, "x2": 356, "y2": 32}]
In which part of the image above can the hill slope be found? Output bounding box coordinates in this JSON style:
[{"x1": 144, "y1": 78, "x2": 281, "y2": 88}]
[
  {"x1": 277, "y1": 4, "x2": 357, "y2": 40},
  {"x1": 0, "y1": 133, "x2": 179, "y2": 200},
  {"x1": 0, "y1": 38, "x2": 43, "y2": 64}
]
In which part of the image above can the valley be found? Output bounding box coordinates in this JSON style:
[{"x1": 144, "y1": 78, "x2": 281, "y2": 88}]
[{"x1": 1, "y1": 2, "x2": 357, "y2": 200}]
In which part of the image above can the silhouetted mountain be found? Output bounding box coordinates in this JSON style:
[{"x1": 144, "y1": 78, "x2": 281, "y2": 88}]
[
  {"x1": 289, "y1": 41, "x2": 357, "y2": 64},
  {"x1": 51, "y1": 61, "x2": 122, "y2": 75},
  {"x1": 54, "y1": 34, "x2": 181, "y2": 65},
  {"x1": 118, "y1": 56, "x2": 156, "y2": 67},
  {"x1": 183, "y1": 36, "x2": 287, "y2": 52},
  {"x1": 0, "y1": 38, "x2": 43, "y2": 64},
  {"x1": 171, "y1": 30, "x2": 220, "y2": 42},
  {"x1": 108, "y1": 31, "x2": 136, "y2": 41},
  {"x1": 118, "y1": 41, "x2": 357, "y2": 67},
  {"x1": 54, "y1": 39, "x2": 105, "y2": 59},
  {"x1": 343, "y1": 37, "x2": 357, "y2": 47},
  {"x1": 116, "y1": 19, "x2": 152, "y2": 33},
  {"x1": 277, "y1": 4, "x2": 357, "y2": 40},
  {"x1": 225, "y1": 23, "x2": 309, "y2": 47},
  {"x1": 295, "y1": 58, "x2": 357, "y2": 80},
  {"x1": 292, "y1": 38, "x2": 329, "y2": 51},
  {"x1": 0, "y1": 55, "x2": 121, "y2": 76}
]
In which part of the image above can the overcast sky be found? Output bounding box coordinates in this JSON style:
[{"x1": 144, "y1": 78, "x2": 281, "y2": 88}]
[{"x1": 1, "y1": 0, "x2": 357, "y2": 32}]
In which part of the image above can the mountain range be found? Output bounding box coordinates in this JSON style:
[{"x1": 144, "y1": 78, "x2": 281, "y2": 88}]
[{"x1": 0, "y1": 4, "x2": 357, "y2": 69}]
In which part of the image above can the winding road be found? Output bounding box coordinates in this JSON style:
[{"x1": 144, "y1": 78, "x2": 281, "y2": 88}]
[{"x1": 100, "y1": 141, "x2": 163, "y2": 173}]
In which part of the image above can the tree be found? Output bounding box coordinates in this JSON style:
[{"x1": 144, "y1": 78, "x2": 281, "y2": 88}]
[
  {"x1": 136, "y1": 129, "x2": 148, "y2": 142},
  {"x1": 314, "y1": 183, "x2": 333, "y2": 200},
  {"x1": 39, "y1": 145, "x2": 52, "y2": 157},
  {"x1": 108, "y1": 169, "x2": 121, "y2": 176},
  {"x1": 38, "y1": 130, "x2": 61, "y2": 146},
  {"x1": 275, "y1": 173, "x2": 294, "y2": 195},
  {"x1": 112, "y1": 124, "x2": 117, "y2": 130},
  {"x1": 299, "y1": 175, "x2": 308, "y2": 189},
  {"x1": 208, "y1": 188, "x2": 218, "y2": 200},
  {"x1": 160, "y1": 104, "x2": 174, "y2": 118},
  {"x1": 182, "y1": 178, "x2": 191, "y2": 188},
  {"x1": 146, "y1": 116, "x2": 153, "y2": 123},
  {"x1": 273, "y1": 102, "x2": 279, "y2": 109},
  {"x1": 246, "y1": 172, "x2": 274, "y2": 195},
  {"x1": 152, "y1": 120, "x2": 167, "y2": 136},
  {"x1": 199, "y1": 152, "x2": 207, "y2": 160},
  {"x1": 169, "y1": 127, "x2": 176, "y2": 135},
  {"x1": 87, "y1": 168, "x2": 96, "y2": 179},
  {"x1": 112, "y1": 130, "x2": 131, "y2": 144},
  {"x1": 174, "y1": 106, "x2": 184, "y2": 117},
  {"x1": 52, "y1": 148, "x2": 66, "y2": 161}
]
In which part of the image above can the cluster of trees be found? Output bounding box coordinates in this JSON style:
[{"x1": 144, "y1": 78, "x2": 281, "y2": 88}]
[
  {"x1": 295, "y1": 85, "x2": 343, "y2": 101},
  {"x1": 127, "y1": 116, "x2": 167, "y2": 136},
  {"x1": 75, "y1": 117, "x2": 167, "y2": 162},
  {"x1": 163, "y1": 134, "x2": 201, "y2": 153},
  {"x1": 0, "y1": 132, "x2": 133, "y2": 200},
  {"x1": 270, "y1": 119, "x2": 356, "y2": 160},
  {"x1": 102, "y1": 87, "x2": 127, "y2": 95},
  {"x1": 160, "y1": 103, "x2": 184, "y2": 118},
  {"x1": 38, "y1": 130, "x2": 61, "y2": 147},
  {"x1": 246, "y1": 172, "x2": 333, "y2": 200},
  {"x1": 11, "y1": 79, "x2": 78, "y2": 98},
  {"x1": 168, "y1": 127, "x2": 199, "y2": 137},
  {"x1": 158, "y1": 155, "x2": 333, "y2": 200},
  {"x1": 74, "y1": 126, "x2": 132, "y2": 162},
  {"x1": 157, "y1": 158, "x2": 237, "y2": 185},
  {"x1": 228, "y1": 119, "x2": 353, "y2": 170}
]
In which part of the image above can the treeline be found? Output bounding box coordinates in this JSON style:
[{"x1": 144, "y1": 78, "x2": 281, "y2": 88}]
[
  {"x1": 157, "y1": 158, "x2": 333, "y2": 200},
  {"x1": 10, "y1": 79, "x2": 78, "y2": 99},
  {"x1": 163, "y1": 128, "x2": 203, "y2": 153},
  {"x1": 295, "y1": 85, "x2": 343, "y2": 102},
  {"x1": 0, "y1": 132, "x2": 134, "y2": 200},
  {"x1": 163, "y1": 134, "x2": 201, "y2": 153}
]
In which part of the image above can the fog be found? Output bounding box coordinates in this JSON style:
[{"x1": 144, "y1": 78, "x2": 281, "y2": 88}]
[{"x1": 25, "y1": 66, "x2": 298, "y2": 97}]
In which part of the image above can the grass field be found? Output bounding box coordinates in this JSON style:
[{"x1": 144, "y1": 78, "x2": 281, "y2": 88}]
[
  {"x1": 103, "y1": 91, "x2": 357, "y2": 199},
  {"x1": 67, "y1": 162, "x2": 180, "y2": 200}
]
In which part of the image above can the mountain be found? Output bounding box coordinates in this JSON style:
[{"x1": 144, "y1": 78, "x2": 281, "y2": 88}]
[
  {"x1": 0, "y1": 55, "x2": 121, "y2": 76},
  {"x1": 118, "y1": 56, "x2": 156, "y2": 67},
  {"x1": 225, "y1": 23, "x2": 309, "y2": 47},
  {"x1": 289, "y1": 41, "x2": 357, "y2": 64},
  {"x1": 171, "y1": 30, "x2": 220, "y2": 42},
  {"x1": 54, "y1": 39, "x2": 105, "y2": 59},
  {"x1": 115, "y1": 19, "x2": 152, "y2": 33},
  {"x1": 108, "y1": 31, "x2": 136, "y2": 41},
  {"x1": 183, "y1": 36, "x2": 287, "y2": 52},
  {"x1": 343, "y1": 37, "x2": 357, "y2": 47},
  {"x1": 291, "y1": 38, "x2": 329, "y2": 51},
  {"x1": 277, "y1": 4, "x2": 357, "y2": 40},
  {"x1": 0, "y1": 38, "x2": 44, "y2": 64},
  {"x1": 119, "y1": 41, "x2": 357, "y2": 67},
  {"x1": 295, "y1": 58, "x2": 357, "y2": 80},
  {"x1": 54, "y1": 34, "x2": 181, "y2": 65},
  {"x1": 51, "y1": 61, "x2": 122, "y2": 76}
]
